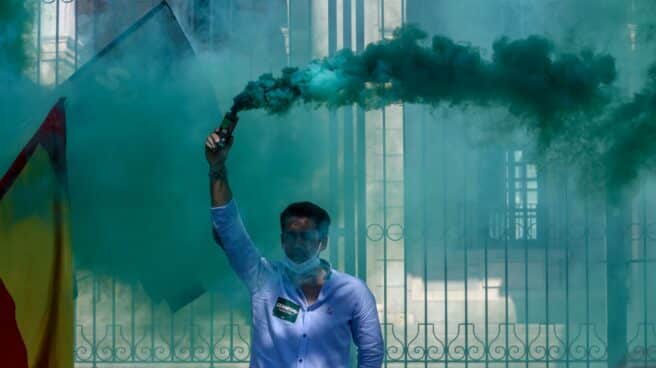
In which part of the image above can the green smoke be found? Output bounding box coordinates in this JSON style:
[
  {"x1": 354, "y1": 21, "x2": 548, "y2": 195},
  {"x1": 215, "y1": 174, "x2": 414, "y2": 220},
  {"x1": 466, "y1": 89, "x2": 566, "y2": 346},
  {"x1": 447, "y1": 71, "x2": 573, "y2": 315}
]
[
  {"x1": 0, "y1": 0, "x2": 49, "y2": 170},
  {"x1": 224, "y1": 24, "x2": 656, "y2": 194},
  {"x1": 533, "y1": 61, "x2": 656, "y2": 196},
  {"x1": 597, "y1": 63, "x2": 656, "y2": 191},
  {"x1": 2, "y1": 1, "x2": 327, "y2": 313},
  {"x1": 0, "y1": 0, "x2": 33, "y2": 74},
  {"x1": 230, "y1": 25, "x2": 615, "y2": 134}
]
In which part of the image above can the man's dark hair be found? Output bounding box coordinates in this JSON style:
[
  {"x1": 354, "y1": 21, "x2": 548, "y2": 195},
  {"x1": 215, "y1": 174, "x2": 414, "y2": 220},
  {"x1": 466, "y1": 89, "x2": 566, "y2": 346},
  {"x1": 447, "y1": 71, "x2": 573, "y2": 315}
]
[{"x1": 280, "y1": 202, "x2": 331, "y2": 238}]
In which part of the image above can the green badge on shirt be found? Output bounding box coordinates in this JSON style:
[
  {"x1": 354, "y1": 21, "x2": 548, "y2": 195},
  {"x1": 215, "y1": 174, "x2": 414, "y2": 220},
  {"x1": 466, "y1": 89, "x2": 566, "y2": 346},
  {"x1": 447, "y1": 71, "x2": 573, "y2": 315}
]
[{"x1": 273, "y1": 297, "x2": 300, "y2": 323}]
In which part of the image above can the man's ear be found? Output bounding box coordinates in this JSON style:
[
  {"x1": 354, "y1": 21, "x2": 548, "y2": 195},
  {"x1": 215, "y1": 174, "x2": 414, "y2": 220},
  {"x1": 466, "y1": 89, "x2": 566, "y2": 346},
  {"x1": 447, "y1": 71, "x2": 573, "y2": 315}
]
[{"x1": 319, "y1": 237, "x2": 328, "y2": 251}]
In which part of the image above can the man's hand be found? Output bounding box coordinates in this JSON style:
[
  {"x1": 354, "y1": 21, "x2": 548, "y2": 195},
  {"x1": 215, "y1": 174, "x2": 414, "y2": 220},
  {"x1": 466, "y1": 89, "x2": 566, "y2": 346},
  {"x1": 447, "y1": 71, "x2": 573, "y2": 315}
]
[
  {"x1": 205, "y1": 132, "x2": 233, "y2": 169},
  {"x1": 205, "y1": 131, "x2": 234, "y2": 206}
]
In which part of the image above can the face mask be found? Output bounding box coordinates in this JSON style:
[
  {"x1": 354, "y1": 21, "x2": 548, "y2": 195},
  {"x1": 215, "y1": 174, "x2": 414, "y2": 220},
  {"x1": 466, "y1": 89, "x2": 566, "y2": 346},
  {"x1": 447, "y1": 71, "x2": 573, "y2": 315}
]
[{"x1": 283, "y1": 248, "x2": 320, "y2": 277}]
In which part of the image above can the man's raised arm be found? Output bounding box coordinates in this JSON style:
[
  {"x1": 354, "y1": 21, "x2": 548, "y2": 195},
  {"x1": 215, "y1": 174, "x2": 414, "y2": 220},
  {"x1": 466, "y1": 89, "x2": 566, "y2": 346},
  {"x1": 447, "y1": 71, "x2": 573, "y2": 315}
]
[
  {"x1": 205, "y1": 133, "x2": 269, "y2": 292},
  {"x1": 205, "y1": 132, "x2": 233, "y2": 206}
]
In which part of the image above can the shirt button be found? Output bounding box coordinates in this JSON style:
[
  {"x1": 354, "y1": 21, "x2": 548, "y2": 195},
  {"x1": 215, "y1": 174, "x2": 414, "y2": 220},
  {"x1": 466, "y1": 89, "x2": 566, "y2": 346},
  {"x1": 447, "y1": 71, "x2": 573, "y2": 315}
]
[
  {"x1": 302, "y1": 334, "x2": 307, "y2": 338},
  {"x1": 299, "y1": 358, "x2": 303, "y2": 362}
]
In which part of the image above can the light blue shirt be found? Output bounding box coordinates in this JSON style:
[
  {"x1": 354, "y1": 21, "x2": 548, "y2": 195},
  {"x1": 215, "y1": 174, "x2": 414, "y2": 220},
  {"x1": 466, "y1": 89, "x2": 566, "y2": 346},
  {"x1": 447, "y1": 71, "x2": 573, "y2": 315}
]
[{"x1": 210, "y1": 200, "x2": 384, "y2": 368}]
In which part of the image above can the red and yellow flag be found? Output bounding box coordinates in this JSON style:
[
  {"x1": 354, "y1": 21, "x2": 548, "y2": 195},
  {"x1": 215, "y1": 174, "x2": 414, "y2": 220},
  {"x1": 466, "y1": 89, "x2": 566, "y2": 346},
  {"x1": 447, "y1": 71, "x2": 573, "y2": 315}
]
[{"x1": 0, "y1": 98, "x2": 73, "y2": 368}]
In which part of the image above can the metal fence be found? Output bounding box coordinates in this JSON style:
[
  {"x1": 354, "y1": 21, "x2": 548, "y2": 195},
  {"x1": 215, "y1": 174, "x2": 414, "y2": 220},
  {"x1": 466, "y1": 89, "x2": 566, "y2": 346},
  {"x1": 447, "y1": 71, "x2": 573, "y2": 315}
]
[
  {"x1": 70, "y1": 158, "x2": 656, "y2": 368},
  {"x1": 73, "y1": 274, "x2": 253, "y2": 365}
]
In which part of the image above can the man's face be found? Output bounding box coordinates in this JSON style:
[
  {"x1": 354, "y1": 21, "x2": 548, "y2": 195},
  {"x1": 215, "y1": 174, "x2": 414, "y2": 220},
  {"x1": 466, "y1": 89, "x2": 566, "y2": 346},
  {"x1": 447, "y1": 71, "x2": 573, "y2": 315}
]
[{"x1": 281, "y1": 216, "x2": 326, "y2": 263}]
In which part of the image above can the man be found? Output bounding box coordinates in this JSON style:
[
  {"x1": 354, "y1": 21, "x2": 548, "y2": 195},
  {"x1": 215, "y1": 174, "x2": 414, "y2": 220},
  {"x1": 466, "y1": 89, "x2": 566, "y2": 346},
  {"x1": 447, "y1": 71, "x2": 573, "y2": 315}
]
[{"x1": 205, "y1": 132, "x2": 384, "y2": 367}]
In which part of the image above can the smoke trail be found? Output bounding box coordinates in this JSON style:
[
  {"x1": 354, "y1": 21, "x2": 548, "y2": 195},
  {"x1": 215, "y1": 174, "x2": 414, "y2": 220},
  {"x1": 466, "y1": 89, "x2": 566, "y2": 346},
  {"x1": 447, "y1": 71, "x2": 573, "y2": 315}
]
[
  {"x1": 536, "y1": 59, "x2": 656, "y2": 196},
  {"x1": 231, "y1": 24, "x2": 656, "y2": 194},
  {"x1": 229, "y1": 25, "x2": 615, "y2": 132},
  {"x1": 598, "y1": 63, "x2": 656, "y2": 191}
]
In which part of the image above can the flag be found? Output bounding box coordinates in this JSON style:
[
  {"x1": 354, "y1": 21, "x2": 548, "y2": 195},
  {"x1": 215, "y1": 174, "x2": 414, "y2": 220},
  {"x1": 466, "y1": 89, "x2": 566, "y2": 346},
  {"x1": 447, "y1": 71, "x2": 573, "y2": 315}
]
[
  {"x1": 0, "y1": 98, "x2": 73, "y2": 368},
  {"x1": 61, "y1": 1, "x2": 220, "y2": 311}
]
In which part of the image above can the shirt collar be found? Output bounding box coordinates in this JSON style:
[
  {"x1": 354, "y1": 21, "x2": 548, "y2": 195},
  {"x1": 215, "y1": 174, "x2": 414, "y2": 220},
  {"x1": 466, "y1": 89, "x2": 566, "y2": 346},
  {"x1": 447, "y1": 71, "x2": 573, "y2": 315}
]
[{"x1": 319, "y1": 258, "x2": 333, "y2": 280}]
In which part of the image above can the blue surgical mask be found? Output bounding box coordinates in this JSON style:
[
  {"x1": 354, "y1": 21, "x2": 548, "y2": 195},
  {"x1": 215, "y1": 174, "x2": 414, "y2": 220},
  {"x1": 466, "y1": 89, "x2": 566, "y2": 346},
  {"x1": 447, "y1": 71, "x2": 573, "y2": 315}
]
[{"x1": 283, "y1": 249, "x2": 320, "y2": 277}]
